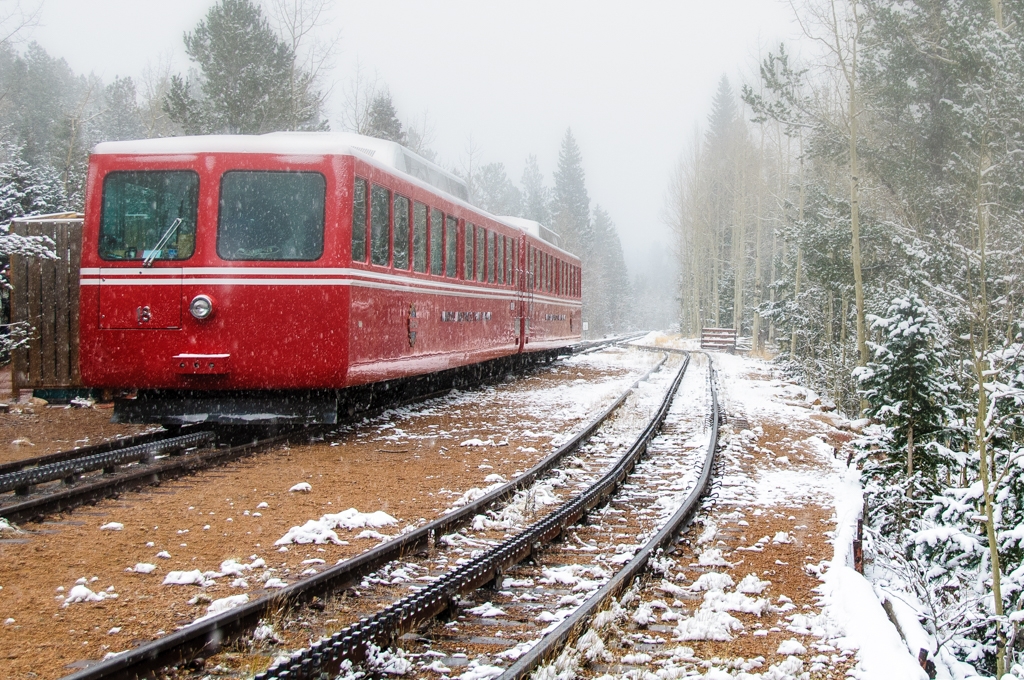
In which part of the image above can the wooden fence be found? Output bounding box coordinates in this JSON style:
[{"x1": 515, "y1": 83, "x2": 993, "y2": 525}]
[{"x1": 9, "y1": 214, "x2": 84, "y2": 393}]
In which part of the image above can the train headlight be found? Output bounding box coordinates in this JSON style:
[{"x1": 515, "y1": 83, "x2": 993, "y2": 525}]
[{"x1": 189, "y1": 294, "x2": 214, "y2": 320}]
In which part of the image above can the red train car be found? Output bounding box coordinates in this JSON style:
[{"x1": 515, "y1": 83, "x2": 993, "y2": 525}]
[{"x1": 78, "y1": 132, "x2": 582, "y2": 424}]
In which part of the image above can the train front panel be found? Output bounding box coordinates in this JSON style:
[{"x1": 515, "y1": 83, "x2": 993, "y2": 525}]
[{"x1": 79, "y1": 151, "x2": 353, "y2": 393}]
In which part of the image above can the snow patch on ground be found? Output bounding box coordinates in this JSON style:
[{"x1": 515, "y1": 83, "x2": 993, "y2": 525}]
[{"x1": 275, "y1": 508, "x2": 397, "y2": 545}]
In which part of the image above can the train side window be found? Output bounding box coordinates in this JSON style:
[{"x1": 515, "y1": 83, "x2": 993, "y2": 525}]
[
  {"x1": 446, "y1": 215, "x2": 458, "y2": 277},
  {"x1": 352, "y1": 177, "x2": 367, "y2": 262},
  {"x1": 487, "y1": 230, "x2": 496, "y2": 283},
  {"x1": 370, "y1": 184, "x2": 390, "y2": 266},
  {"x1": 512, "y1": 240, "x2": 517, "y2": 287},
  {"x1": 430, "y1": 208, "x2": 443, "y2": 275},
  {"x1": 496, "y1": 234, "x2": 504, "y2": 285},
  {"x1": 476, "y1": 226, "x2": 486, "y2": 282},
  {"x1": 393, "y1": 195, "x2": 410, "y2": 270},
  {"x1": 412, "y1": 202, "x2": 427, "y2": 272},
  {"x1": 463, "y1": 223, "x2": 474, "y2": 280},
  {"x1": 218, "y1": 170, "x2": 325, "y2": 261}
]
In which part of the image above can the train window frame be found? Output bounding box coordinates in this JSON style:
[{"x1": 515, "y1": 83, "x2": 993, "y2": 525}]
[
  {"x1": 369, "y1": 184, "x2": 391, "y2": 267},
  {"x1": 487, "y1": 230, "x2": 496, "y2": 284},
  {"x1": 217, "y1": 170, "x2": 326, "y2": 262},
  {"x1": 393, "y1": 194, "x2": 410, "y2": 270},
  {"x1": 352, "y1": 177, "x2": 368, "y2": 263},
  {"x1": 496, "y1": 234, "x2": 504, "y2": 285},
  {"x1": 99, "y1": 169, "x2": 200, "y2": 263},
  {"x1": 412, "y1": 201, "x2": 427, "y2": 272},
  {"x1": 512, "y1": 239, "x2": 517, "y2": 287},
  {"x1": 446, "y1": 215, "x2": 458, "y2": 277},
  {"x1": 476, "y1": 226, "x2": 486, "y2": 283},
  {"x1": 429, "y1": 208, "x2": 443, "y2": 276},
  {"x1": 463, "y1": 222, "x2": 474, "y2": 281}
]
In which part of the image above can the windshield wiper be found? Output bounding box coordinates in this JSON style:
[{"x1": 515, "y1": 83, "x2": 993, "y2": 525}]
[{"x1": 142, "y1": 217, "x2": 184, "y2": 267}]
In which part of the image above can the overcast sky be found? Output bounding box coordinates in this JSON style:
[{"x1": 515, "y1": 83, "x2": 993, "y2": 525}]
[{"x1": 26, "y1": 0, "x2": 800, "y2": 274}]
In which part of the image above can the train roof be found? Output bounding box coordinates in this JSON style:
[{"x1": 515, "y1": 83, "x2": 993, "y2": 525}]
[
  {"x1": 91, "y1": 132, "x2": 577, "y2": 260},
  {"x1": 496, "y1": 216, "x2": 562, "y2": 249},
  {"x1": 92, "y1": 131, "x2": 470, "y2": 202}
]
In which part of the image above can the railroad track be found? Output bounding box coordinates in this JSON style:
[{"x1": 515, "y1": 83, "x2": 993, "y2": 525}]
[
  {"x1": 61, "y1": 349, "x2": 719, "y2": 680},
  {"x1": 249, "y1": 354, "x2": 717, "y2": 680},
  {"x1": 1, "y1": 338, "x2": 641, "y2": 527},
  {"x1": 58, "y1": 349, "x2": 674, "y2": 680}
]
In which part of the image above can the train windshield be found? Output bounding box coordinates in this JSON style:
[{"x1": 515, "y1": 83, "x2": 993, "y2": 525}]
[
  {"x1": 99, "y1": 171, "x2": 199, "y2": 261},
  {"x1": 217, "y1": 171, "x2": 325, "y2": 261}
]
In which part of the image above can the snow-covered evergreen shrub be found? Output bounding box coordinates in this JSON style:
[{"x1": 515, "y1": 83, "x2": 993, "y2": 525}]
[
  {"x1": 858, "y1": 329, "x2": 1024, "y2": 676},
  {"x1": 855, "y1": 294, "x2": 956, "y2": 486},
  {"x1": 0, "y1": 145, "x2": 68, "y2": 223}
]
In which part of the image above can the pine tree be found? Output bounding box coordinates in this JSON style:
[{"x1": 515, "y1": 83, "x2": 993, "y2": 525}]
[
  {"x1": 590, "y1": 206, "x2": 632, "y2": 334},
  {"x1": 520, "y1": 154, "x2": 550, "y2": 224},
  {"x1": 364, "y1": 89, "x2": 405, "y2": 143},
  {"x1": 164, "y1": 0, "x2": 326, "y2": 134},
  {"x1": 855, "y1": 294, "x2": 949, "y2": 477},
  {"x1": 99, "y1": 76, "x2": 145, "y2": 141},
  {"x1": 551, "y1": 128, "x2": 591, "y2": 256},
  {"x1": 0, "y1": 145, "x2": 68, "y2": 222},
  {"x1": 475, "y1": 162, "x2": 521, "y2": 216}
]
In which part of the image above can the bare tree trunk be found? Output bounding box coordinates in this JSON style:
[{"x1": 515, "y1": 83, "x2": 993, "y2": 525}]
[
  {"x1": 972, "y1": 141, "x2": 1006, "y2": 678},
  {"x1": 847, "y1": 0, "x2": 869, "y2": 374},
  {"x1": 752, "y1": 129, "x2": 766, "y2": 352},
  {"x1": 790, "y1": 138, "x2": 805, "y2": 361},
  {"x1": 732, "y1": 153, "x2": 746, "y2": 333}
]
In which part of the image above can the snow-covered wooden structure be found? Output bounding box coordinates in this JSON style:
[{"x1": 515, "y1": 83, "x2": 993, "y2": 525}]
[{"x1": 9, "y1": 213, "x2": 84, "y2": 394}]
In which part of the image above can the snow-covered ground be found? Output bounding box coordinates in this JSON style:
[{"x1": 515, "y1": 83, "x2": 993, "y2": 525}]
[{"x1": 537, "y1": 347, "x2": 932, "y2": 680}]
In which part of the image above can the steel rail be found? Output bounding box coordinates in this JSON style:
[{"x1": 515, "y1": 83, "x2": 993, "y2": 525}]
[
  {"x1": 252, "y1": 353, "x2": 692, "y2": 680},
  {"x1": 61, "y1": 351, "x2": 669, "y2": 680},
  {"x1": 499, "y1": 355, "x2": 720, "y2": 679},
  {"x1": 0, "y1": 425, "x2": 205, "y2": 477},
  {"x1": 0, "y1": 431, "x2": 215, "y2": 495},
  {"x1": 0, "y1": 426, "x2": 309, "y2": 525}
]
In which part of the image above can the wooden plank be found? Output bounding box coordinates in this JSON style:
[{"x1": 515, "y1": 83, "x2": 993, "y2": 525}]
[
  {"x1": 69, "y1": 221, "x2": 82, "y2": 385},
  {"x1": 9, "y1": 230, "x2": 26, "y2": 395},
  {"x1": 38, "y1": 223, "x2": 58, "y2": 386},
  {"x1": 54, "y1": 223, "x2": 70, "y2": 384},
  {"x1": 26, "y1": 225, "x2": 43, "y2": 387}
]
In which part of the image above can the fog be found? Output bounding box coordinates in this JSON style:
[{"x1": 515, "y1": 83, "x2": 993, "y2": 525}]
[{"x1": 29, "y1": 0, "x2": 798, "y2": 273}]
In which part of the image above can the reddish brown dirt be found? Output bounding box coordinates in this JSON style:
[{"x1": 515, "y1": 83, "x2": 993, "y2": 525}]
[
  {"x1": 0, "y1": 404, "x2": 156, "y2": 465},
  {"x1": 0, "y1": 361, "x2": 645, "y2": 680}
]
